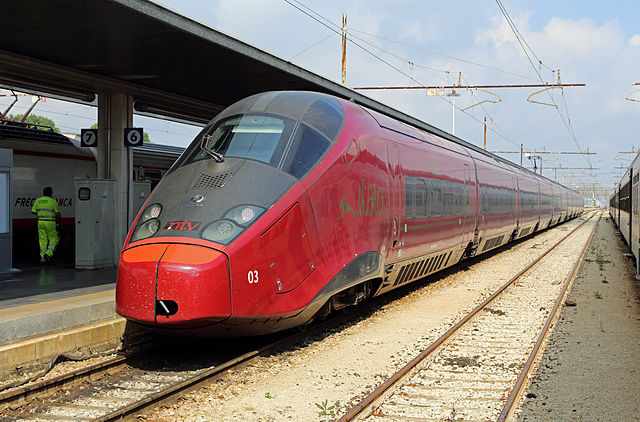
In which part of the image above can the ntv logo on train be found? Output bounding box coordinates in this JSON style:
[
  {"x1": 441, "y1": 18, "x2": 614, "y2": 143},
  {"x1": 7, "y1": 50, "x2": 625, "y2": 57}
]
[
  {"x1": 339, "y1": 179, "x2": 384, "y2": 220},
  {"x1": 163, "y1": 220, "x2": 201, "y2": 231}
]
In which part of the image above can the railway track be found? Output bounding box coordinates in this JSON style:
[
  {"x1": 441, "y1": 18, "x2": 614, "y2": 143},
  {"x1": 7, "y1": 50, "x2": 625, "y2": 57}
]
[
  {"x1": 1, "y1": 214, "x2": 595, "y2": 421},
  {"x1": 0, "y1": 322, "x2": 337, "y2": 421},
  {"x1": 339, "y1": 212, "x2": 600, "y2": 422}
]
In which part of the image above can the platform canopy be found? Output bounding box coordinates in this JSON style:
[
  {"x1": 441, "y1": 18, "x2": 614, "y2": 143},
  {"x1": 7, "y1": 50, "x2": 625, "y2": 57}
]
[
  {"x1": 0, "y1": 0, "x2": 511, "y2": 160},
  {"x1": 0, "y1": 0, "x2": 423, "y2": 127}
]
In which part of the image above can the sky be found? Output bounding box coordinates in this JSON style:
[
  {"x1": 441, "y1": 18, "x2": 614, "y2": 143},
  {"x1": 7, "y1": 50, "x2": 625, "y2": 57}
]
[{"x1": 2, "y1": 0, "x2": 639, "y2": 199}]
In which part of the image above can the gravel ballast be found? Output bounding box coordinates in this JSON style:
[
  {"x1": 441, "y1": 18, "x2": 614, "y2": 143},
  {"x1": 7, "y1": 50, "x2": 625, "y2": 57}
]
[
  {"x1": 517, "y1": 215, "x2": 640, "y2": 421},
  {"x1": 146, "y1": 217, "x2": 608, "y2": 421}
]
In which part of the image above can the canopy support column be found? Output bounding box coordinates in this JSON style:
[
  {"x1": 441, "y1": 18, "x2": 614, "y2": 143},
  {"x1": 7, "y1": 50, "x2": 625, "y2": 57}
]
[{"x1": 97, "y1": 93, "x2": 134, "y2": 262}]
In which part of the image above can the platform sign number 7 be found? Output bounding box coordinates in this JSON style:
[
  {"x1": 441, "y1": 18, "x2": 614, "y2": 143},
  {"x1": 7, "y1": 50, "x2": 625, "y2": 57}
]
[
  {"x1": 80, "y1": 128, "x2": 98, "y2": 147},
  {"x1": 124, "y1": 128, "x2": 144, "y2": 147}
]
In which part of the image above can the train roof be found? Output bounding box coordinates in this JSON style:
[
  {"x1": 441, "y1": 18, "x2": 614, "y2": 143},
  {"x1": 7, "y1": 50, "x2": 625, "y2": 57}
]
[
  {"x1": 358, "y1": 104, "x2": 580, "y2": 195},
  {"x1": 0, "y1": 122, "x2": 185, "y2": 162},
  {"x1": 0, "y1": 120, "x2": 72, "y2": 145},
  {"x1": 132, "y1": 142, "x2": 185, "y2": 160},
  {"x1": 610, "y1": 150, "x2": 639, "y2": 199}
]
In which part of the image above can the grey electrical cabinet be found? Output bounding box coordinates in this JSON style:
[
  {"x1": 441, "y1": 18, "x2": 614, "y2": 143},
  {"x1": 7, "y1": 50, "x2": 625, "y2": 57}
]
[
  {"x1": 133, "y1": 181, "x2": 151, "y2": 217},
  {"x1": 75, "y1": 179, "x2": 115, "y2": 269},
  {"x1": 0, "y1": 149, "x2": 12, "y2": 280}
]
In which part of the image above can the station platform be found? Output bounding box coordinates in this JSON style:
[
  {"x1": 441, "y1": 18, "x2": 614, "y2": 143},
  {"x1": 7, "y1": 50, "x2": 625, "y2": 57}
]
[{"x1": 0, "y1": 265, "x2": 140, "y2": 383}]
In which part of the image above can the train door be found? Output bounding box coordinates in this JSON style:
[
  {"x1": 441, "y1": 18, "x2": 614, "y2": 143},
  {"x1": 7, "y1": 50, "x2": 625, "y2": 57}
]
[
  {"x1": 633, "y1": 164, "x2": 640, "y2": 276},
  {"x1": 461, "y1": 162, "x2": 475, "y2": 246},
  {"x1": 514, "y1": 174, "x2": 521, "y2": 231},
  {"x1": 629, "y1": 168, "x2": 633, "y2": 252},
  {"x1": 387, "y1": 144, "x2": 401, "y2": 258}
]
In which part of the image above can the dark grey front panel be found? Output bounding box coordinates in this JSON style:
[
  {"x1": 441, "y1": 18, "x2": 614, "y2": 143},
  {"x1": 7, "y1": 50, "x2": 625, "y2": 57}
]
[{"x1": 145, "y1": 157, "x2": 296, "y2": 240}]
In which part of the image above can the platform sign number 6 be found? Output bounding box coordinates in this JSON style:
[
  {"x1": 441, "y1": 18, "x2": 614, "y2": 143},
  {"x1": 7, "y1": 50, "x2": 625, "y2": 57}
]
[
  {"x1": 248, "y1": 270, "x2": 259, "y2": 284},
  {"x1": 80, "y1": 128, "x2": 98, "y2": 147},
  {"x1": 124, "y1": 127, "x2": 144, "y2": 147}
]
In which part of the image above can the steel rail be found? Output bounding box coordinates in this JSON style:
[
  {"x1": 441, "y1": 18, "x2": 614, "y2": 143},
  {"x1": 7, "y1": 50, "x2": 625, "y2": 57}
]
[
  {"x1": 498, "y1": 212, "x2": 601, "y2": 421},
  {"x1": 3, "y1": 315, "x2": 345, "y2": 421},
  {"x1": 96, "y1": 309, "x2": 367, "y2": 422},
  {"x1": 0, "y1": 340, "x2": 166, "y2": 405},
  {"x1": 337, "y1": 212, "x2": 595, "y2": 422},
  {"x1": 96, "y1": 334, "x2": 296, "y2": 421}
]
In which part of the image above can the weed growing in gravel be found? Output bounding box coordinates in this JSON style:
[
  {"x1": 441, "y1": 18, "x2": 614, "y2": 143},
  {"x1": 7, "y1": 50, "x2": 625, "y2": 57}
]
[
  {"x1": 315, "y1": 400, "x2": 335, "y2": 418},
  {"x1": 265, "y1": 392, "x2": 272, "y2": 399},
  {"x1": 594, "y1": 290, "x2": 603, "y2": 299},
  {"x1": 601, "y1": 276, "x2": 608, "y2": 284}
]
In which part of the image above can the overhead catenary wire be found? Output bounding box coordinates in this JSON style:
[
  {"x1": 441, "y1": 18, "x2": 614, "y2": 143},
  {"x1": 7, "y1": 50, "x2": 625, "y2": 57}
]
[
  {"x1": 459, "y1": 74, "x2": 522, "y2": 150},
  {"x1": 283, "y1": 0, "x2": 528, "y2": 151},
  {"x1": 495, "y1": 0, "x2": 588, "y2": 167},
  {"x1": 349, "y1": 28, "x2": 539, "y2": 82},
  {"x1": 289, "y1": 33, "x2": 336, "y2": 60}
]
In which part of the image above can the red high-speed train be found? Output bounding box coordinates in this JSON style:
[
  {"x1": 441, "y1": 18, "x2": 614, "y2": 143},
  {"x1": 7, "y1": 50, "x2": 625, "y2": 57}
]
[{"x1": 116, "y1": 91, "x2": 583, "y2": 336}]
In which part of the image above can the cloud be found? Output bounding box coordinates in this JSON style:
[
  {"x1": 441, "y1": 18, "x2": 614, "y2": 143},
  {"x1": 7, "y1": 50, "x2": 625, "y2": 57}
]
[
  {"x1": 537, "y1": 17, "x2": 624, "y2": 59},
  {"x1": 475, "y1": 11, "x2": 533, "y2": 48},
  {"x1": 629, "y1": 34, "x2": 640, "y2": 47}
]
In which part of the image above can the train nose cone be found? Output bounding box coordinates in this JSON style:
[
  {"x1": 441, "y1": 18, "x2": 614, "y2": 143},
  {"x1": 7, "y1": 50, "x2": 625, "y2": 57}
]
[{"x1": 116, "y1": 244, "x2": 230, "y2": 327}]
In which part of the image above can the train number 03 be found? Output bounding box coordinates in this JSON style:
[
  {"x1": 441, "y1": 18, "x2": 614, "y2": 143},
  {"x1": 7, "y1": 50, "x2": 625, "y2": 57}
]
[{"x1": 248, "y1": 270, "x2": 259, "y2": 284}]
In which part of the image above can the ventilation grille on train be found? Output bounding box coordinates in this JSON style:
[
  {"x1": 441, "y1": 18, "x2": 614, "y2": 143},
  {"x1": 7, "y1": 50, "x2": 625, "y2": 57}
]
[
  {"x1": 393, "y1": 250, "x2": 452, "y2": 286},
  {"x1": 519, "y1": 227, "x2": 533, "y2": 237},
  {"x1": 482, "y1": 235, "x2": 505, "y2": 252},
  {"x1": 192, "y1": 172, "x2": 232, "y2": 189}
]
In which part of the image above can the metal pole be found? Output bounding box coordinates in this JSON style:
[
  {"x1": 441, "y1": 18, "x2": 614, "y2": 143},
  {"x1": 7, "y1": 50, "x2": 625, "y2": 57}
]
[
  {"x1": 18, "y1": 96, "x2": 41, "y2": 122},
  {"x1": 341, "y1": 13, "x2": 347, "y2": 85},
  {"x1": 520, "y1": 144, "x2": 523, "y2": 166},
  {"x1": 452, "y1": 96, "x2": 455, "y2": 135},
  {"x1": 483, "y1": 117, "x2": 487, "y2": 149}
]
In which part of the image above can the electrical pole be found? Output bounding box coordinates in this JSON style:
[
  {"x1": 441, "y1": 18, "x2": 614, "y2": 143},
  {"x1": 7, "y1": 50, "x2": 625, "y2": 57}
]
[
  {"x1": 520, "y1": 144, "x2": 523, "y2": 166},
  {"x1": 341, "y1": 13, "x2": 347, "y2": 85},
  {"x1": 483, "y1": 117, "x2": 487, "y2": 149}
]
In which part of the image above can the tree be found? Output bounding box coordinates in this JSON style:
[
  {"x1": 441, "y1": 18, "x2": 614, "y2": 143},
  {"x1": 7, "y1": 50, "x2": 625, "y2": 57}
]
[
  {"x1": 8, "y1": 114, "x2": 60, "y2": 132},
  {"x1": 90, "y1": 123, "x2": 151, "y2": 143}
]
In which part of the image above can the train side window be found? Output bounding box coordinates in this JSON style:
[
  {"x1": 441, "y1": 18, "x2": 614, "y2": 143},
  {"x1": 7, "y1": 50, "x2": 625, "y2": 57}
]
[
  {"x1": 282, "y1": 124, "x2": 330, "y2": 179},
  {"x1": 431, "y1": 182, "x2": 442, "y2": 217},
  {"x1": 302, "y1": 99, "x2": 344, "y2": 141},
  {"x1": 416, "y1": 179, "x2": 426, "y2": 218},
  {"x1": 405, "y1": 176, "x2": 415, "y2": 219}
]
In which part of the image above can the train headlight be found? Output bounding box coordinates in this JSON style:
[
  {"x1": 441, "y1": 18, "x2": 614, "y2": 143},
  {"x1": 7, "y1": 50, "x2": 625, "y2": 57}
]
[
  {"x1": 201, "y1": 220, "x2": 243, "y2": 244},
  {"x1": 130, "y1": 218, "x2": 161, "y2": 242},
  {"x1": 200, "y1": 205, "x2": 265, "y2": 245},
  {"x1": 224, "y1": 205, "x2": 265, "y2": 226},
  {"x1": 140, "y1": 204, "x2": 162, "y2": 223}
]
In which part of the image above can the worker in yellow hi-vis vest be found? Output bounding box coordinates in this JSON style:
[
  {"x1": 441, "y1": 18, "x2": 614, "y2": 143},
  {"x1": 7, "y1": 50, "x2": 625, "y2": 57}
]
[{"x1": 31, "y1": 186, "x2": 61, "y2": 263}]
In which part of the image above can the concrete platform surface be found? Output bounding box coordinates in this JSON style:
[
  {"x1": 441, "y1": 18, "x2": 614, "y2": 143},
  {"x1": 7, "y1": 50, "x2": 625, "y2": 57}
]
[
  {"x1": 0, "y1": 265, "x2": 118, "y2": 345},
  {"x1": 0, "y1": 265, "x2": 116, "y2": 308},
  {"x1": 0, "y1": 289, "x2": 117, "y2": 345},
  {"x1": 0, "y1": 266, "x2": 133, "y2": 381}
]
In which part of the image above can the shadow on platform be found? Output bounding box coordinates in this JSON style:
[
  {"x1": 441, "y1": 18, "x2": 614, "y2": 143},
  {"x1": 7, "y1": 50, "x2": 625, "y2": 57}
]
[{"x1": 0, "y1": 264, "x2": 116, "y2": 308}]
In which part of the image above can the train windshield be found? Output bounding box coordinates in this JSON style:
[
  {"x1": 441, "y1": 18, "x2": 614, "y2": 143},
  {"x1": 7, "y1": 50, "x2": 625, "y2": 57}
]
[
  {"x1": 186, "y1": 115, "x2": 294, "y2": 166},
  {"x1": 177, "y1": 113, "x2": 333, "y2": 179}
]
